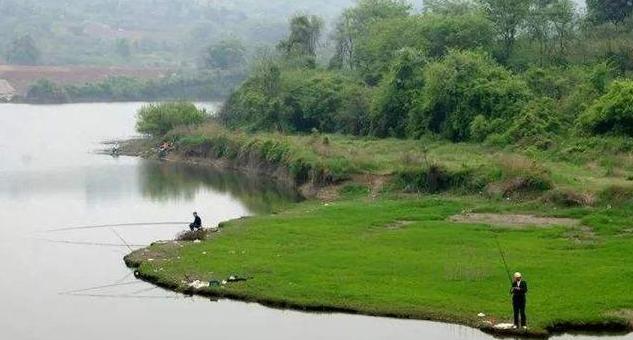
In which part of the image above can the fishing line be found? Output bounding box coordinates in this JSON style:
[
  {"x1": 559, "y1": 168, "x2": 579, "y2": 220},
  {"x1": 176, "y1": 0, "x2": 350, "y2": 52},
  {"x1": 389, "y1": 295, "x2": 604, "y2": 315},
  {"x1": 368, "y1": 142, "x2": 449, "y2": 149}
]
[
  {"x1": 113, "y1": 271, "x2": 135, "y2": 285},
  {"x1": 128, "y1": 286, "x2": 160, "y2": 295},
  {"x1": 110, "y1": 227, "x2": 133, "y2": 252},
  {"x1": 44, "y1": 221, "x2": 189, "y2": 233},
  {"x1": 33, "y1": 238, "x2": 147, "y2": 248},
  {"x1": 59, "y1": 281, "x2": 143, "y2": 295},
  {"x1": 64, "y1": 293, "x2": 183, "y2": 300}
]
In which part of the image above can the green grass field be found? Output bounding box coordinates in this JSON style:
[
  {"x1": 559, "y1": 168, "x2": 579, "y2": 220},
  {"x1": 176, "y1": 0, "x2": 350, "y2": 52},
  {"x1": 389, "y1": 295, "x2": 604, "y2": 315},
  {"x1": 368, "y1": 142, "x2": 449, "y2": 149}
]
[
  {"x1": 122, "y1": 124, "x2": 633, "y2": 336},
  {"x1": 127, "y1": 195, "x2": 633, "y2": 336}
]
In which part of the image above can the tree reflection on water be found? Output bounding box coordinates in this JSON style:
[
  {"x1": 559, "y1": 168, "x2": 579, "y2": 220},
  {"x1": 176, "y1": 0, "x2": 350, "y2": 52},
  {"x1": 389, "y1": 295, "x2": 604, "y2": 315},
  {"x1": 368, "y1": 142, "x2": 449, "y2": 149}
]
[{"x1": 138, "y1": 161, "x2": 302, "y2": 214}]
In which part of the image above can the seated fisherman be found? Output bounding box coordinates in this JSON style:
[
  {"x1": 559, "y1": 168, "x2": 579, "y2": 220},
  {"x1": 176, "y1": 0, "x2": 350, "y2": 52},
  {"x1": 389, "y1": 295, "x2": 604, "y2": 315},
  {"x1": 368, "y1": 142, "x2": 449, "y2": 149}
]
[{"x1": 189, "y1": 211, "x2": 202, "y2": 231}]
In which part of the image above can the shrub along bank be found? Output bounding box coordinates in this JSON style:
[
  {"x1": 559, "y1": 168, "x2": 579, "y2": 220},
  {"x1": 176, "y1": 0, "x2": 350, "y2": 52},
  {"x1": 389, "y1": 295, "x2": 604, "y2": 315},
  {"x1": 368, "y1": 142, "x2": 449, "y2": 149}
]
[{"x1": 160, "y1": 121, "x2": 633, "y2": 204}]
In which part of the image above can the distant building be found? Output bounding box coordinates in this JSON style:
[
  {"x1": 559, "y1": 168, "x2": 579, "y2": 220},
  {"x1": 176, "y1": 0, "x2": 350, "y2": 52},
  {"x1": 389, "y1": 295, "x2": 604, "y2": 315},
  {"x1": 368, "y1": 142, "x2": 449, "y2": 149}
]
[{"x1": 0, "y1": 79, "x2": 17, "y2": 102}]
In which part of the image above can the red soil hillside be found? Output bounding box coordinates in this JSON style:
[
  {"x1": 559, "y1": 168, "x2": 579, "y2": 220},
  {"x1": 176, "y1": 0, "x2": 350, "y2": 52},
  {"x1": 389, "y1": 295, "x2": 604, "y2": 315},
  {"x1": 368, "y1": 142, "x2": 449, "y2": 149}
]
[{"x1": 0, "y1": 64, "x2": 169, "y2": 96}]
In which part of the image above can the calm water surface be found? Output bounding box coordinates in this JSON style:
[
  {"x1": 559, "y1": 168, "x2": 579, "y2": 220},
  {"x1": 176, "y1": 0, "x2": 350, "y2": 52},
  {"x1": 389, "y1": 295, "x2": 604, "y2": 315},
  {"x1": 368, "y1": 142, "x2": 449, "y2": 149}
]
[{"x1": 0, "y1": 103, "x2": 627, "y2": 340}]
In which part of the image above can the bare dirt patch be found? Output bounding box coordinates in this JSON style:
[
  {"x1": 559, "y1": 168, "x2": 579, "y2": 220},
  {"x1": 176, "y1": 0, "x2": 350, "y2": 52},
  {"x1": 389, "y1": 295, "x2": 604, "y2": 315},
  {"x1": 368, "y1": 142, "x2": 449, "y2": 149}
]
[{"x1": 449, "y1": 213, "x2": 580, "y2": 229}]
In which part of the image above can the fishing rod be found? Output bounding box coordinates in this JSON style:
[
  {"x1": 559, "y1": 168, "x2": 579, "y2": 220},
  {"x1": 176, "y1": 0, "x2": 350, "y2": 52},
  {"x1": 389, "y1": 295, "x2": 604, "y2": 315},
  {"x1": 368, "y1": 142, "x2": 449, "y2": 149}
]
[
  {"x1": 64, "y1": 293, "x2": 183, "y2": 300},
  {"x1": 59, "y1": 281, "x2": 143, "y2": 295},
  {"x1": 492, "y1": 230, "x2": 513, "y2": 284},
  {"x1": 33, "y1": 238, "x2": 147, "y2": 248},
  {"x1": 44, "y1": 221, "x2": 189, "y2": 233}
]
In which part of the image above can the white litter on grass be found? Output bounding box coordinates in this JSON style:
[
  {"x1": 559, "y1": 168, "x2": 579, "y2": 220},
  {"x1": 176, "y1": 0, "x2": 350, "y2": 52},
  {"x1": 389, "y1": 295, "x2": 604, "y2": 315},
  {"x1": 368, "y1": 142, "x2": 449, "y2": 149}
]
[
  {"x1": 193, "y1": 239, "x2": 202, "y2": 243},
  {"x1": 188, "y1": 280, "x2": 210, "y2": 289},
  {"x1": 147, "y1": 258, "x2": 154, "y2": 262},
  {"x1": 494, "y1": 323, "x2": 515, "y2": 330},
  {"x1": 221, "y1": 280, "x2": 228, "y2": 285},
  {"x1": 477, "y1": 313, "x2": 486, "y2": 317},
  {"x1": 202, "y1": 251, "x2": 207, "y2": 255}
]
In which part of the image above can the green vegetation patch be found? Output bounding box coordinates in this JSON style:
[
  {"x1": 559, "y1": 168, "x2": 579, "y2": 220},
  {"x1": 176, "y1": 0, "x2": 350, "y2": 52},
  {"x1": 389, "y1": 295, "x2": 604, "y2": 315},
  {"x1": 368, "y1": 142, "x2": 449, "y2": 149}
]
[{"x1": 128, "y1": 197, "x2": 633, "y2": 335}]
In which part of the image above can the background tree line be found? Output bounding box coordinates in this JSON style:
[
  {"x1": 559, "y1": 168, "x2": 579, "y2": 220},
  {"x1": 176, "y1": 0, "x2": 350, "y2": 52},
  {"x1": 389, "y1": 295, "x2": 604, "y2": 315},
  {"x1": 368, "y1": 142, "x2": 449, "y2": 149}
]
[{"x1": 219, "y1": 0, "x2": 633, "y2": 148}]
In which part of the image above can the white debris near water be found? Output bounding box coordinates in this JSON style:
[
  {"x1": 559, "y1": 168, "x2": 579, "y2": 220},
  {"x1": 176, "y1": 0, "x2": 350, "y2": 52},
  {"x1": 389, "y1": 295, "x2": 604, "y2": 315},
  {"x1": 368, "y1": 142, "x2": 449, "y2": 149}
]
[
  {"x1": 187, "y1": 280, "x2": 210, "y2": 289},
  {"x1": 493, "y1": 323, "x2": 515, "y2": 330}
]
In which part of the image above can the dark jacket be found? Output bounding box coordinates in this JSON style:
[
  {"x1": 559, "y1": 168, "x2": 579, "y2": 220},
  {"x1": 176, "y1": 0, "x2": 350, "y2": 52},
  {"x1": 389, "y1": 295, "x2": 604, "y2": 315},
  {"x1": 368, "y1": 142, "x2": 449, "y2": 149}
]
[
  {"x1": 510, "y1": 280, "x2": 528, "y2": 300},
  {"x1": 192, "y1": 215, "x2": 202, "y2": 227}
]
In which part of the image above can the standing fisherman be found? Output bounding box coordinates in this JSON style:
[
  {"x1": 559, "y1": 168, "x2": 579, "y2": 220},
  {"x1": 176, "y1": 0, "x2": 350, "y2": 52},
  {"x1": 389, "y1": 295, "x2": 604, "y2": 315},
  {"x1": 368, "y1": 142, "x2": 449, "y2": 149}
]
[{"x1": 510, "y1": 272, "x2": 528, "y2": 329}]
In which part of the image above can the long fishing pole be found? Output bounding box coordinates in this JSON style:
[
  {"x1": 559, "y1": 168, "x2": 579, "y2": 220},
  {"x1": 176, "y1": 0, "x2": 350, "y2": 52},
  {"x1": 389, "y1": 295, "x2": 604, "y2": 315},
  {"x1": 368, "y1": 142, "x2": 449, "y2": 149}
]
[
  {"x1": 59, "y1": 281, "x2": 143, "y2": 295},
  {"x1": 64, "y1": 293, "x2": 183, "y2": 300},
  {"x1": 33, "y1": 238, "x2": 147, "y2": 248},
  {"x1": 493, "y1": 230, "x2": 513, "y2": 284},
  {"x1": 44, "y1": 221, "x2": 189, "y2": 233}
]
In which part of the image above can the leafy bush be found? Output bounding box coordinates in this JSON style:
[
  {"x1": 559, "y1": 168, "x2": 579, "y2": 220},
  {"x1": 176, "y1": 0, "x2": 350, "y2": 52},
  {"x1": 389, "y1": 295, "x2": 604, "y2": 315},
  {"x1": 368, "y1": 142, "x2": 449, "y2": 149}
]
[
  {"x1": 370, "y1": 48, "x2": 426, "y2": 137},
  {"x1": 354, "y1": 12, "x2": 493, "y2": 84},
  {"x1": 469, "y1": 115, "x2": 505, "y2": 142},
  {"x1": 408, "y1": 50, "x2": 530, "y2": 141},
  {"x1": 220, "y1": 67, "x2": 369, "y2": 135},
  {"x1": 136, "y1": 102, "x2": 206, "y2": 136},
  {"x1": 599, "y1": 185, "x2": 633, "y2": 205},
  {"x1": 503, "y1": 98, "x2": 561, "y2": 148},
  {"x1": 493, "y1": 154, "x2": 553, "y2": 195},
  {"x1": 579, "y1": 80, "x2": 633, "y2": 136},
  {"x1": 394, "y1": 164, "x2": 485, "y2": 193}
]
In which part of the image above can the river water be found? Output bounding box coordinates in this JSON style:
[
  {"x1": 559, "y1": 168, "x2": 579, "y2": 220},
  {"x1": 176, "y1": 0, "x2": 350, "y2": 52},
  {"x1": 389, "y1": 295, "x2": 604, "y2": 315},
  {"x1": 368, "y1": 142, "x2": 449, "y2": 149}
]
[{"x1": 0, "y1": 103, "x2": 626, "y2": 340}]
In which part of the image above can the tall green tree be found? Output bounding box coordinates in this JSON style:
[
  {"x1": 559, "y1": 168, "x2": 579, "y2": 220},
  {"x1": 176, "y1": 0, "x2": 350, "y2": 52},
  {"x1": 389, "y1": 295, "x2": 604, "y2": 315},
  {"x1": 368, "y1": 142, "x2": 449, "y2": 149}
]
[
  {"x1": 277, "y1": 14, "x2": 324, "y2": 67},
  {"x1": 353, "y1": 11, "x2": 493, "y2": 84},
  {"x1": 587, "y1": 0, "x2": 633, "y2": 24},
  {"x1": 478, "y1": 0, "x2": 531, "y2": 62},
  {"x1": 371, "y1": 48, "x2": 427, "y2": 137},
  {"x1": 423, "y1": 0, "x2": 478, "y2": 15},
  {"x1": 330, "y1": 0, "x2": 411, "y2": 70},
  {"x1": 526, "y1": 0, "x2": 576, "y2": 65},
  {"x1": 5, "y1": 34, "x2": 40, "y2": 65}
]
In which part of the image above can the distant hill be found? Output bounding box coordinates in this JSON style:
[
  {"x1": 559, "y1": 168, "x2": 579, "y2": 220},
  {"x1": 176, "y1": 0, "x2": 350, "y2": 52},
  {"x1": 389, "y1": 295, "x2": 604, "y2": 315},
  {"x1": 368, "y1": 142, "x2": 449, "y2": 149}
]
[{"x1": 0, "y1": 0, "x2": 362, "y2": 67}]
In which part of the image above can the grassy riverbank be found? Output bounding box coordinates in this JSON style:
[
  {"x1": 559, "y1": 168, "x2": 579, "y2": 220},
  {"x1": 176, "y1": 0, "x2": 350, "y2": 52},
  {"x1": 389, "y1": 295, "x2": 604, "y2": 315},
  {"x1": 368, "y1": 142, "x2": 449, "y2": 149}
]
[
  {"x1": 124, "y1": 122, "x2": 633, "y2": 337},
  {"x1": 126, "y1": 195, "x2": 633, "y2": 336},
  {"x1": 162, "y1": 122, "x2": 633, "y2": 199}
]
